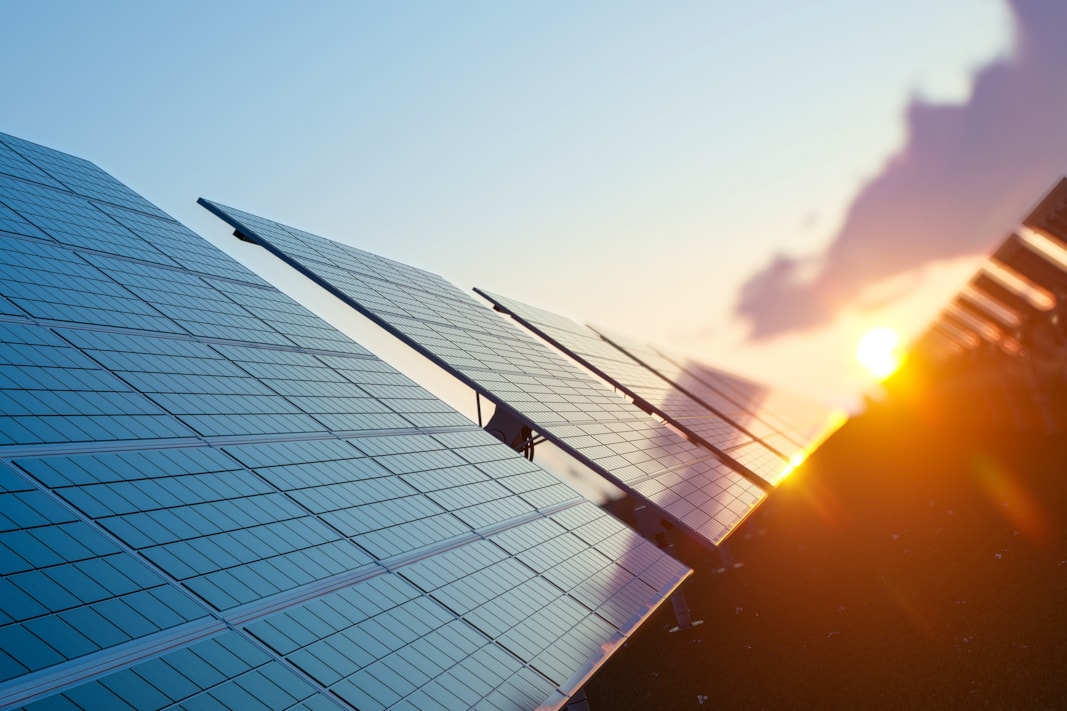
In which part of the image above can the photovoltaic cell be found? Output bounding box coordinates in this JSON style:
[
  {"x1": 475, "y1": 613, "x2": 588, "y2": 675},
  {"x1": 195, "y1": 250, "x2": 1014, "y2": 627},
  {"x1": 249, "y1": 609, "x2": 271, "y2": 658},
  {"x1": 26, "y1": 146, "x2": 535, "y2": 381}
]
[
  {"x1": 479, "y1": 290, "x2": 790, "y2": 486},
  {"x1": 102, "y1": 204, "x2": 265, "y2": 284},
  {"x1": 0, "y1": 175, "x2": 177, "y2": 263},
  {"x1": 0, "y1": 322, "x2": 195, "y2": 446},
  {"x1": 0, "y1": 132, "x2": 172, "y2": 220},
  {"x1": 0, "y1": 464, "x2": 211, "y2": 684},
  {"x1": 15, "y1": 448, "x2": 376, "y2": 612},
  {"x1": 0, "y1": 131, "x2": 687, "y2": 710},
  {"x1": 22, "y1": 631, "x2": 327, "y2": 711},
  {"x1": 0, "y1": 141, "x2": 65, "y2": 190},
  {"x1": 200, "y1": 199, "x2": 766, "y2": 549},
  {"x1": 0, "y1": 238, "x2": 185, "y2": 334}
]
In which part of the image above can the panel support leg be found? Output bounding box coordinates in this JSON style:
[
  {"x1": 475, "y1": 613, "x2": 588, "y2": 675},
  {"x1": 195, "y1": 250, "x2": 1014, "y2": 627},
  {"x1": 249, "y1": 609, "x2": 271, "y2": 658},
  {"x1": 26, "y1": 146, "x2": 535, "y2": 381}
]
[{"x1": 484, "y1": 406, "x2": 538, "y2": 459}]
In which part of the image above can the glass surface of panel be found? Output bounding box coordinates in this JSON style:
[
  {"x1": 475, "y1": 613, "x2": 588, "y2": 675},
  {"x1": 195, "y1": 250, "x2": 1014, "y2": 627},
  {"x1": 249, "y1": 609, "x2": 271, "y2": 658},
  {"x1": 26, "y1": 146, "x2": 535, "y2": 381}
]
[
  {"x1": 0, "y1": 466, "x2": 211, "y2": 685},
  {"x1": 595, "y1": 326, "x2": 838, "y2": 455},
  {"x1": 14, "y1": 448, "x2": 376, "y2": 611},
  {"x1": 0, "y1": 322, "x2": 195, "y2": 446},
  {"x1": 0, "y1": 132, "x2": 172, "y2": 220},
  {"x1": 21, "y1": 630, "x2": 329, "y2": 711},
  {"x1": 1, "y1": 132, "x2": 686, "y2": 711},
  {"x1": 480, "y1": 291, "x2": 791, "y2": 485},
  {"x1": 200, "y1": 199, "x2": 766, "y2": 548}
]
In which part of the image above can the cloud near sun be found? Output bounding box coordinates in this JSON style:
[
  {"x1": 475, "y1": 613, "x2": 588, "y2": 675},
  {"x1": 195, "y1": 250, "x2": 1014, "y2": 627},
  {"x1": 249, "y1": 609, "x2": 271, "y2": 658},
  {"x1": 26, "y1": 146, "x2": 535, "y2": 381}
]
[{"x1": 736, "y1": 0, "x2": 1067, "y2": 341}]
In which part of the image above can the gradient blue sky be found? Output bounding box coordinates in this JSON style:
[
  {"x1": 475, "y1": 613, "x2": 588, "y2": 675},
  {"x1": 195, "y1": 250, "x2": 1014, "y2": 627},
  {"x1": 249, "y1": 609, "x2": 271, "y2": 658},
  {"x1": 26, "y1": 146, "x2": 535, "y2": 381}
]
[{"x1": 1, "y1": 1, "x2": 1018, "y2": 405}]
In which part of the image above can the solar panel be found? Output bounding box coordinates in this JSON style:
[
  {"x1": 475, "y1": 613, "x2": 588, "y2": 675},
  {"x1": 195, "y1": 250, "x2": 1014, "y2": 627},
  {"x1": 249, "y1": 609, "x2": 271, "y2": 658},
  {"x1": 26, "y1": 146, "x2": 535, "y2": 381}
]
[
  {"x1": 199, "y1": 199, "x2": 767, "y2": 549},
  {"x1": 0, "y1": 132, "x2": 689, "y2": 710},
  {"x1": 600, "y1": 334, "x2": 836, "y2": 454},
  {"x1": 903, "y1": 179, "x2": 1067, "y2": 433},
  {"x1": 970, "y1": 271, "x2": 1044, "y2": 322},
  {"x1": 992, "y1": 233, "x2": 1067, "y2": 298},
  {"x1": 477, "y1": 290, "x2": 790, "y2": 486},
  {"x1": 586, "y1": 325, "x2": 831, "y2": 459},
  {"x1": 956, "y1": 288, "x2": 1021, "y2": 330},
  {"x1": 915, "y1": 224, "x2": 1067, "y2": 368}
]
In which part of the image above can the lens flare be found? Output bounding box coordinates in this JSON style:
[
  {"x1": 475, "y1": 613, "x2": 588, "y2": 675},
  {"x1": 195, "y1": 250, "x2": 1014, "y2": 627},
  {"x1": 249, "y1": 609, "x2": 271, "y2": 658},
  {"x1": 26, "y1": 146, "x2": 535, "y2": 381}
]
[{"x1": 973, "y1": 454, "x2": 1051, "y2": 545}]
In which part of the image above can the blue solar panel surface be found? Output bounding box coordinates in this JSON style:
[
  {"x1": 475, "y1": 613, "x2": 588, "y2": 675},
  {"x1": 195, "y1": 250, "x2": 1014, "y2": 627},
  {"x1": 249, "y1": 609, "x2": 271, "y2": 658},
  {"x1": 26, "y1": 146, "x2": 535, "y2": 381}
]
[
  {"x1": 200, "y1": 200, "x2": 767, "y2": 548},
  {"x1": 0, "y1": 132, "x2": 689, "y2": 710}
]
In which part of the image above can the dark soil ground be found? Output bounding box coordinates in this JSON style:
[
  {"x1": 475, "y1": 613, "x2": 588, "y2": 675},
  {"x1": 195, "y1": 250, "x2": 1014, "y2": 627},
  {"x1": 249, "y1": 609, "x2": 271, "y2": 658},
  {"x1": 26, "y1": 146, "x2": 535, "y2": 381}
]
[{"x1": 587, "y1": 394, "x2": 1067, "y2": 709}]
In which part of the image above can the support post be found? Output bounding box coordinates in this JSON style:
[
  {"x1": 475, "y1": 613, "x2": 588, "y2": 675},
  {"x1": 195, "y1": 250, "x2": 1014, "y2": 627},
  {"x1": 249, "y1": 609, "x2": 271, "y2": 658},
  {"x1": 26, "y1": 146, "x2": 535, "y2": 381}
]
[{"x1": 484, "y1": 406, "x2": 538, "y2": 459}]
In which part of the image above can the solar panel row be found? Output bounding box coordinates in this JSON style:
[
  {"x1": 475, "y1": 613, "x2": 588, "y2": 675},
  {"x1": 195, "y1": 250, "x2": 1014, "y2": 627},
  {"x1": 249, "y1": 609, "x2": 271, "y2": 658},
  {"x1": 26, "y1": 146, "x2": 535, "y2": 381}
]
[
  {"x1": 913, "y1": 180, "x2": 1067, "y2": 364},
  {"x1": 907, "y1": 178, "x2": 1067, "y2": 433},
  {"x1": 0, "y1": 132, "x2": 689, "y2": 710},
  {"x1": 200, "y1": 200, "x2": 769, "y2": 549}
]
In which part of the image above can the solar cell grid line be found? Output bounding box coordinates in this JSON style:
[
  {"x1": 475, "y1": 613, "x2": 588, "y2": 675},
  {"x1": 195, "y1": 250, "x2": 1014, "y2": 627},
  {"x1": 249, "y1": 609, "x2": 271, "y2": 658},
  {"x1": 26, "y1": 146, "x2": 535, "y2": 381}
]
[
  {"x1": 478, "y1": 289, "x2": 790, "y2": 487},
  {"x1": 200, "y1": 198, "x2": 767, "y2": 550},
  {"x1": 0, "y1": 132, "x2": 173, "y2": 220},
  {"x1": 0, "y1": 131, "x2": 690, "y2": 710},
  {"x1": 0, "y1": 462, "x2": 217, "y2": 689}
]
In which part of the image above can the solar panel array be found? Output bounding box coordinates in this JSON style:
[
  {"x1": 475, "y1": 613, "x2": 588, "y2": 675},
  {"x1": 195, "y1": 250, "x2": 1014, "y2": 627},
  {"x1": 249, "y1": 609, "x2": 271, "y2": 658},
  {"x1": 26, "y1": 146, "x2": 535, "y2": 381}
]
[
  {"x1": 199, "y1": 200, "x2": 767, "y2": 549},
  {"x1": 0, "y1": 132, "x2": 690, "y2": 710},
  {"x1": 912, "y1": 180, "x2": 1067, "y2": 364},
  {"x1": 907, "y1": 178, "x2": 1067, "y2": 432},
  {"x1": 477, "y1": 290, "x2": 792, "y2": 486}
]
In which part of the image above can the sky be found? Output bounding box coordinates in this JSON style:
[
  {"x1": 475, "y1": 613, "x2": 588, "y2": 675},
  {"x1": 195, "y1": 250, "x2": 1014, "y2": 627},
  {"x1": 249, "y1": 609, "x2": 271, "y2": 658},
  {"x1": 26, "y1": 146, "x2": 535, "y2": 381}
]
[{"x1": 0, "y1": 0, "x2": 1042, "y2": 408}]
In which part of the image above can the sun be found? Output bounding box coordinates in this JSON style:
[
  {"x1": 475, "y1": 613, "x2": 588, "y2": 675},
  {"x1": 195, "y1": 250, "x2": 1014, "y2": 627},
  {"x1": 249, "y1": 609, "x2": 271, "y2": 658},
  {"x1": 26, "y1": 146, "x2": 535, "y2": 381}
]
[{"x1": 856, "y1": 327, "x2": 904, "y2": 380}]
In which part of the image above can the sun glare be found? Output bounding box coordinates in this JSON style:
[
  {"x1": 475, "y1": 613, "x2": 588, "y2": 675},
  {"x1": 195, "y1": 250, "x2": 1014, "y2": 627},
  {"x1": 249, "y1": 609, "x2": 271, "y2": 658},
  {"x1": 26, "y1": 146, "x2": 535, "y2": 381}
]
[{"x1": 856, "y1": 327, "x2": 904, "y2": 380}]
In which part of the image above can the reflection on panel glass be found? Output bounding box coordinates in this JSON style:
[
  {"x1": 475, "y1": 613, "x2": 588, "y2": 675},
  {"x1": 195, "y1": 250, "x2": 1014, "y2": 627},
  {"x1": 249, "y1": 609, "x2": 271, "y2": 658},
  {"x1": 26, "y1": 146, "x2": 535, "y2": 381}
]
[
  {"x1": 200, "y1": 199, "x2": 766, "y2": 549},
  {"x1": 479, "y1": 290, "x2": 793, "y2": 486},
  {"x1": 0, "y1": 131, "x2": 687, "y2": 710}
]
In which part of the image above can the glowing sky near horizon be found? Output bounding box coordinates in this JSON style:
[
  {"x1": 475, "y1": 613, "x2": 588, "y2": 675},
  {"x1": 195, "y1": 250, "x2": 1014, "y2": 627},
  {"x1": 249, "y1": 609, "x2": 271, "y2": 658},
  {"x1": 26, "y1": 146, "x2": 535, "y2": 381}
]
[{"x1": 0, "y1": 1, "x2": 1017, "y2": 408}]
